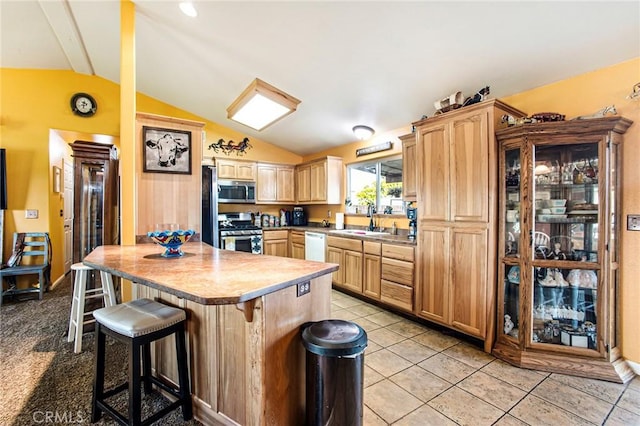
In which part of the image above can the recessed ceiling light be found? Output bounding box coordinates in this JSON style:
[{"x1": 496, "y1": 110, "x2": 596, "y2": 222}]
[
  {"x1": 227, "y1": 78, "x2": 301, "y2": 131},
  {"x1": 179, "y1": 2, "x2": 197, "y2": 17}
]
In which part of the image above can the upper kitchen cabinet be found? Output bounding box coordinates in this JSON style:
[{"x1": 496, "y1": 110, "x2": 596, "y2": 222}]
[
  {"x1": 216, "y1": 158, "x2": 257, "y2": 181},
  {"x1": 414, "y1": 99, "x2": 525, "y2": 352},
  {"x1": 295, "y1": 156, "x2": 343, "y2": 205},
  {"x1": 494, "y1": 116, "x2": 634, "y2": 383},
  {"x1": 256, "y1": 163, "x2": 295, "y2": 204},
  {"x1": 400, "y1": 133, "x2": 417, "y2": 202}
]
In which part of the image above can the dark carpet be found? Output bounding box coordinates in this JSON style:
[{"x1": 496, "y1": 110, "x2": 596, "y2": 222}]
[{"x1": 0, "y1": 274, "x2": 202, "y2": 425}]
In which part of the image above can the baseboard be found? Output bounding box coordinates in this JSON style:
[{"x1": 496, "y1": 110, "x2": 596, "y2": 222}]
[
  {"x1": 627, "y1": 359, "x2": 640, "y2": 376},
  {"x1": 50, "y1": 273, "x2": 67, "y2": 290}
]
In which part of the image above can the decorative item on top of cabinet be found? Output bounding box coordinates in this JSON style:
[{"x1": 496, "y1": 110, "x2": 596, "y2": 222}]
[
  {"x1": 295, "y1": 156, "x2": 343, "y2": 205},
  {"x1": 215, "y1": 158, "x2": 256, "y2": 181},
  {"x1": 256, "y1": 163, "x2": 295, "y2": 203},
  {"x1": 399, "y1": 133, "x2": 417, "y2": 202},
  {"x1": 208, "y1": 137, "x2": 252, "y2": 156},
  {"x1": 494, "y1": 116, "x2": 634, "y2": 383},
  {"x1": 414, "y1": 99, "x2": 526, "y2": 353}
]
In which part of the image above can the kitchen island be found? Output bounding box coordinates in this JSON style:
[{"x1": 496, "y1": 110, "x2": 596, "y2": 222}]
[{"x1": 83, "y1": 242, "x2": 338, "y2": 426}]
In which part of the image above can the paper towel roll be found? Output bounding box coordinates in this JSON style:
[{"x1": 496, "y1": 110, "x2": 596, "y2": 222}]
[{"x1": 335, "y1": 212, "x2": 345, "y2": 230}]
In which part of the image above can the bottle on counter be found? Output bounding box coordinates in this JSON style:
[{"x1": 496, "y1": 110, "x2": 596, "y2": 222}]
[{"x1": 391, "y1": 221, "x2": 397, "y2": 235}]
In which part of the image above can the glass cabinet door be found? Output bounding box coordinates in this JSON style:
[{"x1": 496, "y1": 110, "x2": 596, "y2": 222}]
[
  {"x1": 530, "y1": 142, "x2": 600, "y2": 349},
  {"x1": 502, "y1": 148, "x2": 521, "y2": 341}
]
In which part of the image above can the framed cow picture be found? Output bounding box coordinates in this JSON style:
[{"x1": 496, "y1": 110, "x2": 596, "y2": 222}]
[{"x1": 142, "y1": 126, "x2": 192, "y2": 174}]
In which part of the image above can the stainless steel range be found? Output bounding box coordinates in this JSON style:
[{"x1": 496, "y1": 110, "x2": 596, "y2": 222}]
[{"x1": 218, "y1": 212, "x2": 262, "y2": 254}]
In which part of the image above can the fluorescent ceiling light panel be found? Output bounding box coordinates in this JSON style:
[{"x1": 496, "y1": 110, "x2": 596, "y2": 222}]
[{"x1": 227, "y1": 78, "x2": 301, "y2": 131}]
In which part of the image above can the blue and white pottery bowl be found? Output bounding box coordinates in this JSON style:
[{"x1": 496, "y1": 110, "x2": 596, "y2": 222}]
[{"x1": 147, "y1": 229, "x2": 195, "y2": 257}]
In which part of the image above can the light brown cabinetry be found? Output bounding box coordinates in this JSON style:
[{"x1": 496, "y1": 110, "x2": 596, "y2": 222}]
[
  {"x1": 326, "y1": 236, "x2": 362, "y2": 293},
  {"x1": 363, "y1": 242, "x2": 382, "y2": 299},
  {"x1": 262, "y1": 230, "x2": 289, "y2": 257},
  {"x1": 295, "y1": 156, "x2": 343, "y2": 204},
  {"x1": 414, "y1": 99, "x2": 525, "y2": 351},
  {"x1": 289, "y1": 231, "x2": 305, "y2": 260},
  {"x1": 493, "y1": 117, "x2": 634, "y2": 383},
  {"x1": 256, "y1": 163, "x2": 295, "y2": 203},
  {"x1": 400, "y1": 133, "x2": 417, "y2": 202},
  {"x1": 216, "y1": 159, "x2": 257, "y2": 181},
  {"x1": 381, "y1": 244, "x2": 414, "y2": 312}
]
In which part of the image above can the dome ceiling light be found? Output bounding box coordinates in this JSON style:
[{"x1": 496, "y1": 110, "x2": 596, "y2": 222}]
[{"x1": 353, "y1": 125, "x2": 375, "y2": 140}]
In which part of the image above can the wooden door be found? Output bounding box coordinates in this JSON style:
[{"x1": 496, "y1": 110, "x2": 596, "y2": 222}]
[
  {"x1": 264, "y1": 239, "x2": 288, "y2": 257},
  {"x1": 450, "y1": 110, "x2": 490, "y2": 222},
  {"x1": 257, "y1": 165, "x2": 277, "y2": 202},
  {"x1": 450, "y1": 226, "x2": 488, "y2": 338},
  {"x1": 63, "y1": 159, "x2": 74, "y2": 274},
  {"x1": 217, "y1": 160, "x2": 237, "y2": 179},
  {"x1": 309, "y1": 161, "x2": 326, "y2": 202},
  {"x1": 417, "y1": 123, "x2": 449, "y2": 221},
  {"x1": 416, "y1": 224, "x2": 449, "y2": 324},
  {"x1": 401, "y1": 134, "x2": 417, "y2": 201},
  {"x1": 295, "y1": 165, "x2": 311, "y2": 203},
  {"x1": 236, "y1": 162, "x2": 256, "y2": 180},
  {"x1": 326, "y1": 246, "x2": 343, "y2": 285},
  {"x1": 343, "y1": 250, "x2": 363, "y2": 293},
  {"x1": 276, "y1": 166, "x2": 295, "y2": 202},
  {"x1": 363, "y1": 253, "x2": 381, "y2": 299}
]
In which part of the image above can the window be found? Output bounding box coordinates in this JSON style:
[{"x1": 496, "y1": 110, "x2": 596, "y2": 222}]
[{"x1": 346, "y1": 155, "x2": 404, "y2": 214}]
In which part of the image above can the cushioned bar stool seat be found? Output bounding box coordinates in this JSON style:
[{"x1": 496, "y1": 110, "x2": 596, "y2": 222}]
[
  {"x1": 91, "y1": 298, "x2": 192, "y2": 426},
  {"x1": 67, "y1": 263, "x2": 116, "y2": 353}
]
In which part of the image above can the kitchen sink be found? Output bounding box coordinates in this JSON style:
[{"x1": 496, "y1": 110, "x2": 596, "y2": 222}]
[{"x1": 329, "y1": 229, "x2": 390, "y2": 236}]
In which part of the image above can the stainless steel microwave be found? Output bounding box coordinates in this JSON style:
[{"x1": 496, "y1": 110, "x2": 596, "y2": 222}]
[{"x1": 218, "y1": 180, "x2": 256, "y2": 204}]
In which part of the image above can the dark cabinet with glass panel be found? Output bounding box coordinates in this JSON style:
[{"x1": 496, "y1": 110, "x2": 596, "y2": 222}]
[{"x1": 493, "y1": 117, "x2": 634, "y2": 383}]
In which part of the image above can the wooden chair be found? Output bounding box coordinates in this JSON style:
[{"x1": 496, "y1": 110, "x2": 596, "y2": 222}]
[{"x1": 0, "y1": 232, "x2": 51, "y2": 307}]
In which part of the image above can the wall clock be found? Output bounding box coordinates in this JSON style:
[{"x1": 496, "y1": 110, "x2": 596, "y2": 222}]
[{"x1": 70, "y1": 92, "x2": 97, "y2": 117}]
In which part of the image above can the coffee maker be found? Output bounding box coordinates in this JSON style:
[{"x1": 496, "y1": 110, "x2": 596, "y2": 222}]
[
  {"x1": 292, "y1": 207, "x2": 307, "y2": 226},
  {"x1": 407, "y1": 206, "x2": 417, "y2": 240}
]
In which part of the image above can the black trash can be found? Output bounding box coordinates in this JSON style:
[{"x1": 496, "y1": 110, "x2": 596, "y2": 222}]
[{"x1": 301, "y1": 319, "x2": 368, "y2": 426}]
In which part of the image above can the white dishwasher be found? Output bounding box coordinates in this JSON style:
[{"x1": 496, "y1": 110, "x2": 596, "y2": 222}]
[{"x1": 305, "y1": 232, "x2": 326, "y2": 262}]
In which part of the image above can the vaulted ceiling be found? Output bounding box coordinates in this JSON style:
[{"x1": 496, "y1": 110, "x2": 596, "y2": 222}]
[{"x1": 2, "y1": 1, "x2": 638, "y2": 155}]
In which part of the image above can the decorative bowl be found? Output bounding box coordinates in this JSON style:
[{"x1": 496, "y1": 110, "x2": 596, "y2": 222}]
[{"x1": 147, "y1": 229, "x2": 195, "y2": 257}]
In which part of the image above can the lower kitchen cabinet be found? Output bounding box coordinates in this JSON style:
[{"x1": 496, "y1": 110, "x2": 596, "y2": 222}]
[
  {"x1": 416, "y1": 224, "x2": 488, "y2": 341},
  {"x1": 363, "y1": 242, "x2": 382, "y2": 299},
  {"x1": 381, "y1": 244, "x2": 415, "y2": 312},
  {"x1": 289, "y1": 230, "x2": 305, "y2": 260},
  {"x1": 263, "y1": 230, "x2": 289, "y2": 257},
  {"x1": 327, "y1": 236, "x2": 363, "y2": 293}
]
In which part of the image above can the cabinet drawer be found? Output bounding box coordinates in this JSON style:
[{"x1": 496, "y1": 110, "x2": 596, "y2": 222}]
[
  {"x1": 263, "y1": 230, "x2": 289, "y2": 240},
  {"x1": 290, "y1": 232, "x2": 305, "y2": 244},
  {"x1": 327, "y1": 236, "x2": 362, "y2": 252},
  {"x1": 363, "y1": 241, "x2": 381, "y2": 255},
  {"x1": 381, "y1": 258, "x2": 414, "y2": 287},
  {"x1": 381, "y1": 244, "x2": 414, "y2": 262},
  {"x1": 381, "y1": 280, "x2": 413, "y2": 312}
]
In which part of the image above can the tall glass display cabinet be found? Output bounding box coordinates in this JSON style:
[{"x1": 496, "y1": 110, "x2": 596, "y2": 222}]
[{"x1": 493, "y1": 116, "x2": 634, "y2": 383}]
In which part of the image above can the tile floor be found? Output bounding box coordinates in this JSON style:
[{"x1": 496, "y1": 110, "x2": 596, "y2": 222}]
[{"x1": 330, "y1": 290, "x2": 640, "y2": 426}]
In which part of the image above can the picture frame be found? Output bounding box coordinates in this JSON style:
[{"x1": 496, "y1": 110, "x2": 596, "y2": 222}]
[
  {"x1": 142, "y1": 126, "x2": 192, "y2": 174},
  {"x1": 52, "y1": 166, "x2": 61, "y2": 193}
]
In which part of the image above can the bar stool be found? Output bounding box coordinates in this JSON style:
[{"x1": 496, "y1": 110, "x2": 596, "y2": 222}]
[
  {"x1": 91, "y1": 298, "x2": 192, "y2": 426},
  {"x1": 67, "y1": 263, "x2": 117, "y2": 353}
]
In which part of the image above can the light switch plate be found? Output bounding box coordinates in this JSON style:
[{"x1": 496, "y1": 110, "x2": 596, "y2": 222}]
[
  {"x1": 25, "y1": 209, "x2": 38, "y2": 219},
  {"x1": 627, "y1": 215, "x2": 640, "y2": 231}
]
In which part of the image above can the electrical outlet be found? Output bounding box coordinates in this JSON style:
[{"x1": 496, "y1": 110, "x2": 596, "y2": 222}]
[
  {"x1": 25, "y1": 209, "x2": 38, "y2": 219},
  {"x1": 297, "y1": 281, "x2": 311, "y2": 297},
  {"x1": 628, "y1": 215, "x2": 640, "y2": 231}
]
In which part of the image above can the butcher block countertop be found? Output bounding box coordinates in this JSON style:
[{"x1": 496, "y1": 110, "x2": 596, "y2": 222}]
[{"x1": 83, "y1": 242, "x2": 338, "y2": 305}]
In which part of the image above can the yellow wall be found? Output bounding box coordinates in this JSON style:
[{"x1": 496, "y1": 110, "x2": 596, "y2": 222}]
[
  {"x1": 0, "y1": 68, "x2": 300, "y2": 284},
  {"x1": 502, "y1": 58, "x2": 640, "y2": 364}
]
